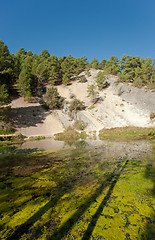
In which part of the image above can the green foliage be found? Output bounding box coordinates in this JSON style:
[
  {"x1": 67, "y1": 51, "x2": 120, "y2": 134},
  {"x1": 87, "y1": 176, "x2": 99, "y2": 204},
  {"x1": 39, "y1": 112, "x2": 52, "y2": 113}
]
[
  {"x1": 0, "y1": 40, "x2": 14, "y2": 105},
  {"x1": 0, "y1": 85, "x2": 9, "y2": 105},
  {"x1": 99, "y1": 127, "x2": 155, "y2": 140},
  {"x1": 1, "y1": 39, "x2": 155, "y2": 111},
  {"x1": 0, "y1": 107, "x2": 13, "y2": 131},
  {"x1": 69, "y1": 99, "x2": 85, "y2": 112},
  {"x1": 62, "y1": 74, "x2": 70, "y2": 85},
  {"x1": 88, "y1": 106, "x2": 95, "y2": 110},
  {"x1": 44, "y1": 87, "x2": 63, "y2": 110},
  {"x1": 86, "y1": 70, "x2": 91, "y2": 77},
  {"x1": 28, "y1": 136, "x2": 45, "y2": 141},
  {"x1": 79, "y1": 76, "x2": 87, "y2": 83},
  {"x1": 0, "y1": 144, "x2": 154, "y2": 239},
  {"x1": 17, "y1": 65, "x2": 33, "y2": 99},
  {"x1": 0, "y1": 129, "x2": 14, "y2": 135},
  {"x1": 118, "y1": 55, "x2": 155, "y2": 89},
  {"x1": 150, "y1": 112, "x2": 155, "y2": 120},
  {"x1": 39, "y1": 49, "x2": 50, "y2": 59},
  {"x1": 46, "y1": 55, "x2": 61, "y2": 85},
  {"x1": 99, "y1": 59, "x2": 107, "y2": 69},
  {"x1": 55, "y1": 128, "x2": 87, "y2": 141},
  {"x1": 73, "y1": 120, "x2": 87, "y2": 130},
  {"x1": 96, "y1": 71, "x2": 109, "y2": 90},
  {"x1": 87, "y1": 84, "x2": 99, "y2": 103},
  {"x1": 104, "y1": 56, "x2": 120, "y2": 75},
  {"x1": 90, "y1": 58, "x2": 99, "y2": 69},
  {"x1": 61, "y1": 55, "x2": 88, "y2": 83}
]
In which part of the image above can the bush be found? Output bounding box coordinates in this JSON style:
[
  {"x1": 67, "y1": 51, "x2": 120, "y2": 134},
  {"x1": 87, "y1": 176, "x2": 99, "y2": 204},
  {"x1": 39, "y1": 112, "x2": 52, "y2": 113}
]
[
  {"x1": 62, "y1": 75, "x2": 70, "y2": 85},
  {"x1": 86, "y1": 70, "x2": 91, "y2": 77},
  {"x1": 73, "y1": 120, "x2": 87, "y2": 130},
  {"x1": 69, "y1": 99, "x2": 85, "y2": 112},
  {"x1": 133, "y1": 79, "x2": 143, "y2": 88},
  {"x1": 150, "y1": 112, "x2": 155, "y2": 120},
  {"x1": 28, "y1": 136, "x2": 45, "y2": 141},
  {"x1": 87, "y1": 84, "x2": 99, "y2": 104},
  {"x1": 55, "y1": 128, "x2": 87, "y2": 142},
  {"x1": 79, "y1": 76, "x2": 87, "y2": 83},
  {"x1": 44, "y1": 87, "x2": 63, "y2": 110},
  {"x1": 96, "y1": 71, "x2": 109, "y2": 90}
]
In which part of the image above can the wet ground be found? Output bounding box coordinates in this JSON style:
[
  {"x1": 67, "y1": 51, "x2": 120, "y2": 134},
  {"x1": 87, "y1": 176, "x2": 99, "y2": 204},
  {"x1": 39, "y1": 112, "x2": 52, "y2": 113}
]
[{"x1": 0, "y1": 139, "x2": 154, "y2": 239}]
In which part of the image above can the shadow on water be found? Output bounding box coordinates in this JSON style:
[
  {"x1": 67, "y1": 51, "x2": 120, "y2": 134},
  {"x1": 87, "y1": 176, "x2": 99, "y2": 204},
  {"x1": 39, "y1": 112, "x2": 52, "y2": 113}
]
[
  {"x1": 140, "y1": 162, "x2": 155, "y2": 240},
  {"x1": 0, "y1": 146, "x2": 39, "y2": 155},
  {"x1": 0, "y1": 147, "x2": 40, "y2": 170}
]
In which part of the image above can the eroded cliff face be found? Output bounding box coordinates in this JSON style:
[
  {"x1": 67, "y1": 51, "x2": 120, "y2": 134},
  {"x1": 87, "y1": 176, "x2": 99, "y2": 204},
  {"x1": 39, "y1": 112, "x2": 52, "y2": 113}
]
[{"x1": 56, "y1": 69, "x2": 155, "y2": 133}]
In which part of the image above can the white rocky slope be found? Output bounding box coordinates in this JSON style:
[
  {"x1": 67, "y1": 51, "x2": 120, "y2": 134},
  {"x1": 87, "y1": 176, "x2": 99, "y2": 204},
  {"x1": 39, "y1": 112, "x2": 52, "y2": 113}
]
[
  {"x1": 10, "y1": 69, "x2": 155, "y2": 137},
  {"x1": 56, "y1": 69, "x2": 155, "y2": 133}
]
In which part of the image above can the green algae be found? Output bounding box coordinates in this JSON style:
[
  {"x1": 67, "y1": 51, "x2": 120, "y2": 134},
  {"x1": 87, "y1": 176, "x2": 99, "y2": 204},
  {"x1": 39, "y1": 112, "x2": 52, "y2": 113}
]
[{"x1": 0, "y1": 143, "x2": 154, "y2": 240}]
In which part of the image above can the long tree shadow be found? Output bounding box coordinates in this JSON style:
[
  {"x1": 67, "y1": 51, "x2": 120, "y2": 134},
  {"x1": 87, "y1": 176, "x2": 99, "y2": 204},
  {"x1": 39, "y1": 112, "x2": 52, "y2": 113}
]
[
  {"x1": 6, "y1": 148, "x2": 103, "y2": 239},
  {"x1": 140, "y1": 162, "x2": 155, "y2": 239},
  {"x1": 82, "y1": 159, "x2": 128, "y2": 240},
  {"x1": 50, "y1": 159, "x2": 128, "y2": 240},
  {"x1": 9, "y1": 105, "x2": 49, "y2": 128},
  {"x1": 6, "y1": 154, "x2": 123, "y2": 240}
]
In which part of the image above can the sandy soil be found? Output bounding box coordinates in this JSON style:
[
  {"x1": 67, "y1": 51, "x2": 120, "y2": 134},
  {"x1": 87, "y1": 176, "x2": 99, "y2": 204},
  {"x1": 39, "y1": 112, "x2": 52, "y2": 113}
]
[{"x1": 10, "y1": 97, "x2": 64, "y2": 137}]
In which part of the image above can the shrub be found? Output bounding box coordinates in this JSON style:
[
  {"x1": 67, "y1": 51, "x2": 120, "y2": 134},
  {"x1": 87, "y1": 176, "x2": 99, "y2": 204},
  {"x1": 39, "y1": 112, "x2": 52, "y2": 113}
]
[
  {"x1": 69, "y1": 99, "x2": 85, "y2": 112},
  {"x1": 55, "y1": 128, "x2": 87, "y2": 142},
  {"x1": 96, "y1": 71, "x2": 109, "y2": 90},
  {"x1": 79, "y1": 76, "x2": 87, "y2": 83},
  {"x1": 86, "y1": 70, "x2": 91, "y2": 77},
  {"x1": 87, "y1": 84, "x2": 99, "y2": 104},
  {"x1": 44, "y1": 87, "x2": 63, "y2": 110},
  {"x1": 73, "y1": 120, "x2": 87, "y2": 130},
  {"x1": 28, "y1": 136, "x2": 45, "y2": 141},
  {"x1": 133, "y1": 78, "x2": 143, "y2": 88},
  {"x1": 88, "y1": 106, "x2": 95, "y2": 110},
  {"x1": 62, "y1": 75, "x2": 70, "y2": 85},
  {"x1": 150, "y1": 112, "x2": 155, "y2": 120}
]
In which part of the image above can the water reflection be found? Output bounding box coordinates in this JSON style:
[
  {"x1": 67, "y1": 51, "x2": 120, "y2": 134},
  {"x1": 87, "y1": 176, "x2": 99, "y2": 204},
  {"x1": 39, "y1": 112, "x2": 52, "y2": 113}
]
[
  {"x1": 20, "y1": 138, "x2": 65, "y2": 151},
  {"x1": 0, "y1": 137, "x2": 153, "y2": 160}
]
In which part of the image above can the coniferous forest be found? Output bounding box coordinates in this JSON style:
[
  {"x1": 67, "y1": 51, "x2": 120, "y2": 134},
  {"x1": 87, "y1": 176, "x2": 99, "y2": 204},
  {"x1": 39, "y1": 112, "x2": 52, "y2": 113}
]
[{"x1": 0, "y1": 40, "x2": 155, "y2": 106}]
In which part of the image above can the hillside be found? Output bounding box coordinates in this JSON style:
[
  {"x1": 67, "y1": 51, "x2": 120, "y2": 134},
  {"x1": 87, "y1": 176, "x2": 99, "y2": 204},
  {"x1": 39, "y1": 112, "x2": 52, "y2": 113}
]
[
  {"x1": 55, "y1": 69, "x2": 155, "y2": 133},
  {"x1": 9, "y1": 69, "x2": 155, "y2": 138}
]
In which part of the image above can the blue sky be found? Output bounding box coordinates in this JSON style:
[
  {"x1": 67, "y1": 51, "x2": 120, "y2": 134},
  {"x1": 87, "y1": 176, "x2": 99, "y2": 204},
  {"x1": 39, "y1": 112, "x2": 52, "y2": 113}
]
[{"x1": 1, "y1": 0, "x2": 155, "y2": 62}]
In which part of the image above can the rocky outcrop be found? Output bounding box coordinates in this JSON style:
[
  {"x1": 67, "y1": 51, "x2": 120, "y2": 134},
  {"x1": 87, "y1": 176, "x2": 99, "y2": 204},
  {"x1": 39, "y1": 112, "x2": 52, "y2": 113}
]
[{"x1": 56, "y1": 69, "x2": 155, "y2": 133}]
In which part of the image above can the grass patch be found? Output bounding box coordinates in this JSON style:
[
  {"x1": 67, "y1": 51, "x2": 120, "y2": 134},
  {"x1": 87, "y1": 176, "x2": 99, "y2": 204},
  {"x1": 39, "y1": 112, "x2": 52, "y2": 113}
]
[
  {"x1": 99, "y1": 127, "x2": 155, "y2": 140},
  {"x1": 0, "y1": 144, "x2": 154, "y2": 240},
  {"x1": 88, "y1": 106, "x2": 95, "y2": 110},
  {"x1": 28, "y1": 136, "x2": 46, "y2": 141},
  {"x1": 0, "y1": 129, "x2": 15, "y2": 135},
  {"x1": 150, "y1": 112, "x2": 155, "y2": 120},
  {"x1": 0, "y1": 133, "x2": 25, "y2": 146},
  {"x1": 55, "y1": 127, "x2": 88, "y2": 142}
]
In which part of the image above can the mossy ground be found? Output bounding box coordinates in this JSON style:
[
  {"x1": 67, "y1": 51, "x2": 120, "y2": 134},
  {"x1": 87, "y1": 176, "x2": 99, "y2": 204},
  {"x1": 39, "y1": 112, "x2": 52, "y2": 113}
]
[
  {"x1": 0, "y1": 142, "x2": 154, "y2": 240},
  {"x1": 99, "y1": 127, "x2": 155, "y2": 141},
  {"x1": 55, "y1": 128, "x2": 88, "y2": 142}
]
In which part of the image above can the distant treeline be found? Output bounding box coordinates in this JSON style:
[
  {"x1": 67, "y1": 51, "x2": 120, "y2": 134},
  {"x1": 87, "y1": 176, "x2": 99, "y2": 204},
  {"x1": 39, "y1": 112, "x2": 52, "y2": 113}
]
[{"x1": 0, "y1": 40, "x2": 155, "y2": 105}]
